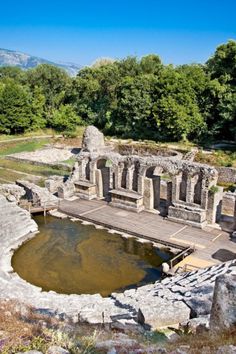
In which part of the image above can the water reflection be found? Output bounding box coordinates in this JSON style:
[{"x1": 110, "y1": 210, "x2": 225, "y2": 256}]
[{"x1": 12, "y1": 215, "x2": 173, "y2": 296}]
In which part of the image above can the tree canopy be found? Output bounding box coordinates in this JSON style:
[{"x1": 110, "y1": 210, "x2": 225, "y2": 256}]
[{"x1": 0, "y1": 40, "x2": 235, "y2": 142}]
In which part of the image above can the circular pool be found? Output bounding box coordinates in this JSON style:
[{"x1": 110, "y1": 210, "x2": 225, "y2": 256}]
[{"x1": 12, "y1": 215, "x2": 173, "y2": 296}]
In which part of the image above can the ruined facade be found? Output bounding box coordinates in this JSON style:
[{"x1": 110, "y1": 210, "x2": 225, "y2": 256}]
[{"x1": 58, "y1": 126, "x2": 224, "y2": 228}]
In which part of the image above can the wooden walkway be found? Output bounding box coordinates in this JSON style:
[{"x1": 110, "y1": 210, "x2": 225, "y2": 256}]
[{"x1": 58, "y1": 198, "x2": 236, "y2": 266}]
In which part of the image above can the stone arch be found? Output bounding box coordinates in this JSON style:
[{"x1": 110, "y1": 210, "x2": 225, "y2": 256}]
[{"x1": 144, "y1": 165, "x2": 173, "y2": 215}]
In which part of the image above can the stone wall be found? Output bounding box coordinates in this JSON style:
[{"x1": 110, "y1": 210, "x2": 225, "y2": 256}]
[
  {"x1": 64, "y1": 126, "x2": 221, "y2": 227},
  {"x1": 1, "y1": 196, "x2": 235, "y2": 329},
  {"x1": 216, "y1": 166, "x2": 236, "y2": 184}
]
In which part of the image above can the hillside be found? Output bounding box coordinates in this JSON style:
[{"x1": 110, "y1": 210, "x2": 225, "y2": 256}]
[{"x1": 0, "y1": 48, "x2": 81, "y2": 76}]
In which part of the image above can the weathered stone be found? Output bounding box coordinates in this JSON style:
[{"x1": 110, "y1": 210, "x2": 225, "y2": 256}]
[
  {"x1": 210, "y1": 274, "x2": 236, "y2": 331},
  {"x1": 1, "y1": 195, "x2": 235, "y2": 331},
  {"x1": 7, "y1": 194, "x2": 17, "y2": 202},
  {"x1": 0, "y1": 183, "x2": 25, "y2": 203},
  {"x1": 185, "y1": 295, "x2": 213, "y2": 317},
  {"x1": 95, "y1": 337, "x2": 138, "y2": 351},
  {"x1": 60, "y1": 126, "x2": 223, "y2": 227},
  {"x1": 17, "y1": 180, "x2": 58, "y2": 206},
  {"x1": 216, "y1": 345, "x2": 236, "y2": 354},
  {"x1": 107, "y1": 348, "x2": 117, "y2": 354},
  {"x1": 47, "y1": 346, "x2": 70, "y2": 354},
  {"x1": 17, "y1": 351, "x2": 43, "y2": 354},
  {"x1": 45, "y1": 175, "x2": 64, "y2": 194},
  {"x1": 82, "y1": 125, "x2": 105, "y2": 152},
  {"x1": 180, "y1": 316, "x2": 209, "y2": 334},
  {"x1": 57, "y1": 181, "x2": 75, "y2": 199},
  {"x1": 171, "y1": 347, "x2": 190, "y2": 354}
]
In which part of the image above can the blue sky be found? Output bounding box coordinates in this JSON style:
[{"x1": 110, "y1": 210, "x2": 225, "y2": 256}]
[{"x1": 0, "y1": 0, "x2": 236, "y2": 66}]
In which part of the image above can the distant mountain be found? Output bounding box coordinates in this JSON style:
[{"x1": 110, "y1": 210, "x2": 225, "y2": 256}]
[{"x1": 0, "y1": 48, "x2": 81, "y2": 76}]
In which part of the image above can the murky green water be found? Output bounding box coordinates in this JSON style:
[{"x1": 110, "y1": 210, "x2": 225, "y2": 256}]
[{"x1": 12, "y1": 215, "x2": 173, "y2": 296}]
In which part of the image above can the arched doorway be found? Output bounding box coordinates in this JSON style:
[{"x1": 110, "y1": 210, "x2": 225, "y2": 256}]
[
  {"x1": 145, "y1": 166, "x2": 172, "y2": 216},
  {"x1": 96, "y1": 159, "x2": 111, "y2": 201}
]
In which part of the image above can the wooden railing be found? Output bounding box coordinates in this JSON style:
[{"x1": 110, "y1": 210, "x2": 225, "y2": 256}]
[
  {"x1": 19, "y1": 198, "x2": 59, "y2": 215},
  {"x1": 168, "y1": 245, "x2": 195, "y2": 270}
]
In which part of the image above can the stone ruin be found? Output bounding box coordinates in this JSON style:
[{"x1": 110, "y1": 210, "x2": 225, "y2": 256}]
[{"x1": 54, "y1": 126, "x2": 235, "y2": 229}]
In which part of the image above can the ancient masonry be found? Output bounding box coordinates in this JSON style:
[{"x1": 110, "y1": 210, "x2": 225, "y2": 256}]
[
  {"x1": 0, "y1": 193, "x2": 235, "y2": 328},
  {"x1": 55, "y1": 126, "x2": 236, "y2": 229}
]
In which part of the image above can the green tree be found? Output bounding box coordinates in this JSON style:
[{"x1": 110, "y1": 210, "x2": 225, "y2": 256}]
[
  {"x1": 51, "y1": 104, "x2": 81, "y2": 133},
  {"x1": 206, "y1": 40, "x2": 236, "y2": 86},
  {"x1": 140, "y1": 54, "x2": 162, "y2": 74},
  {"x1": 0, "y1": 81, "x2": 31, "y2": 134},
  {"x1": 30, "y1": 87, "x2": 46, "y2": 130},
  {"x1": 0, "y1": 66, "x2": 26, "y2": 83},
  {"x1": 154, "y1": 95, "x2": 205, "y2": 141},
  {"x1": 110, "y1": 75, "x2": 156, "y2": 138},
  {"x1": 26, "y1": 64, "x2": 71, "y2": 119}
]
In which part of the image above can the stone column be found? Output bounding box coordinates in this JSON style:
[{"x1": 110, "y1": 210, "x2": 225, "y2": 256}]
[
  {"x1": 96, "y1": 169, "x2": 103, "y2": 198},
  {"x1": 115, "y1": 164, "x2": 123, "y2": 189},
  {"x1": 109, "y1": 166, "x2": 115, "y2": 189},
  {"x1": 200, "y1": 178, "x2": 208, "y2": 210},
  {"x1": 143, "y1": 178, "x2": 154, "y2": 210},
  {"x1": 126, "y1": 166, "x2": 134, "y2": 191},
  {"x1": 172, "y1": 174, "x2": 182, "y2": 203},
  {"x1": 153, "y1": 176, "x2": 160, "y2": 210},
  {"x1": 80, "y1": 159, "x2": 88, "y2": 180},
  {"x1": 138, "y1": 165, "x2": 146, "y2": 195},
  {"x1": 186, "y1": 175, "x2": 195, "y2": 203},
  {"x1": 166, "y1": 181, "x2": 172, "y2": 207},
  {"x1": 90, "y1": 161, "x2": 97, "y2": 184},
  {"x1": 207, "y1": 186, "x2": 224, "y2": 224}
]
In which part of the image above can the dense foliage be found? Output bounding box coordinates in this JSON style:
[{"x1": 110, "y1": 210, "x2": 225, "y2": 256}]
[{"x1": 0, "y1": 40, "x2": 235, "y2": 142}]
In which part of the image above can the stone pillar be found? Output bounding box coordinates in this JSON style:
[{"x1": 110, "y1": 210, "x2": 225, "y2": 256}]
[
  {"x1": 90, "y1": 161, "x2": 97, "y2": 184},
  {"x1": 126, "y1": 166, "x2": 134, "y2": 191},
  {"x1": 166, "y1": 181, "x2": 172, "y2": 207},
  {"x1": 153, "y1": 176, "x2": 160, "y2": 210},
  {"x1": 172, "y1": 175, "x2": 181, "y2": 203},
  {"x1": 96, "y1": 169, "x2": 103, "y2": 198},
  {"x1": 137, "y1": 165, "x2": 146, "y2": 195},
  {"x1": 109, "y1": 167, "x2": 114, "y2": 189},
  {"x1": 207, "y1": 186, "x2": 223, "y2": 225},
  {"x1": 186, "y1": 175, "x2": 195, "y2": 203},
  {"x1": 115, "y1": 164, "x2": 123, "y2": 189},
  {"x1": 80, "y1": 159, "x2": 88, "y2": 180},
  {"x1": 222, "y1": 192, "x2": 236, "y2": 230},
  {"x1": 200, "y1": 178, "x2": 208, "y2": 210},
  {"x1": 143, "y1": 178, "x2": 153, "y2": 210}
]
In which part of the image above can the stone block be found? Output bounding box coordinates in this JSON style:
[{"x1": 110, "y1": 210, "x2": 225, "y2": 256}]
[{"x1": 210, "y1": 274, "x2": 236, "y2": 331}]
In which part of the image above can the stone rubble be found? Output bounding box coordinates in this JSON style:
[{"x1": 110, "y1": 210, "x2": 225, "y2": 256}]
[
  {"x1": 16, "y1": 180, "x2": 58, "y2": 206},
  {"x1": 0, "y1": 183, "x2": 25, "y2": 203}
]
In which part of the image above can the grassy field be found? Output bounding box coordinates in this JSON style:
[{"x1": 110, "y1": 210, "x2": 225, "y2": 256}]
[
  {"x1": 195, "y1": 150, "x2": 236, "y2": 168},
  {"x1": 0, "y1": 168, "x2": 45, "y2": 186},
  {"x1": 0, "y1": 139, "x2": 52, "y2": 156},
  {"x1": 0, "y1": 159, "x2": 69, "y2": 178},
  {"x1": 0, "y1": 135, "x2": 74, "y2": 185}
]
